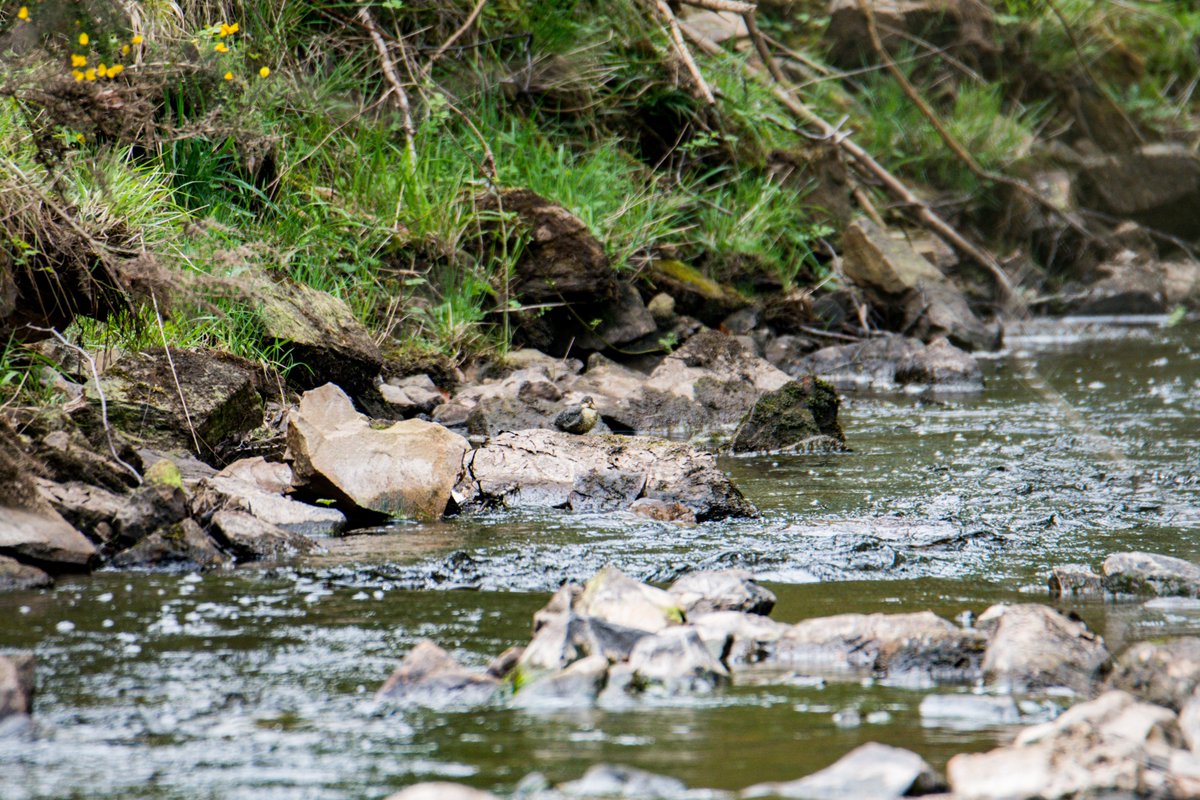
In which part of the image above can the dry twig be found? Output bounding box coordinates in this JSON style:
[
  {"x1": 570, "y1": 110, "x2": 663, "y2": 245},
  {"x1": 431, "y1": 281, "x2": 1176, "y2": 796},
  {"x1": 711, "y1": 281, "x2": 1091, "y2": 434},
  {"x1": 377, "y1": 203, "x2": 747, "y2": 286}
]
[{"x1": 357, "y1": 7, "x2": 418, "y2": 169}]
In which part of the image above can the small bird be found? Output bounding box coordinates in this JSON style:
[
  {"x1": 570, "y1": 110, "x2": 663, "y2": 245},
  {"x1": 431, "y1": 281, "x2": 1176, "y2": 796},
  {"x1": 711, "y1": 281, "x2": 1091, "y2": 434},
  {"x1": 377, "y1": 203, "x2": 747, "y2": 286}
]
[{"x1": 554, "y1": 396, "x2": 599, "y2": 435}]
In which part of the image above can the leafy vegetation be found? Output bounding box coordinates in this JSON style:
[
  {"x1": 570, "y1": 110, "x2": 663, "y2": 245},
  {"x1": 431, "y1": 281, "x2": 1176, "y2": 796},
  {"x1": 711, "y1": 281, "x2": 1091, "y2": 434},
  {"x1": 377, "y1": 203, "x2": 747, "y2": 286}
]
[{"x1": 0, "y1": 0, "x2": 1195, "y2": 406}]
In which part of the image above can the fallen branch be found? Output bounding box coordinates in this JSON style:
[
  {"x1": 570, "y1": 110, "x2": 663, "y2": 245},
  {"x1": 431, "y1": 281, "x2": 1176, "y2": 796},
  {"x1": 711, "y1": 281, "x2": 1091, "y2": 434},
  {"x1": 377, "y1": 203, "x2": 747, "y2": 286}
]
[
  {"x1": 856, "y1": 0, "x2": 1088, "y2": 244},
  {"x1": 651, "y1": 0, "x2": 716, "y2": 105},
  {"x1": 422, "y1": 0, "x2": 488, "y2": 77},
  {"x1": 357, "y1": 7, "x2": 418, "y2": 169},
  {"x1": 677, "y1": 15, "x2": 1016, "y2": 300},
  {"x1": 151, "y1": 291, "x2": 201, "y2": 456}
]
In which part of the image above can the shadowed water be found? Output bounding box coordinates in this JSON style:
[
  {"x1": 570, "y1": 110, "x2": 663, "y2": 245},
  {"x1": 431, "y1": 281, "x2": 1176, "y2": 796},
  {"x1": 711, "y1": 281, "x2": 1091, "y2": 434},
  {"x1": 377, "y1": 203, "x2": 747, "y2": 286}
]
[{"x1": 0, "y1": 318, "x2": 1197, "y2": 799}]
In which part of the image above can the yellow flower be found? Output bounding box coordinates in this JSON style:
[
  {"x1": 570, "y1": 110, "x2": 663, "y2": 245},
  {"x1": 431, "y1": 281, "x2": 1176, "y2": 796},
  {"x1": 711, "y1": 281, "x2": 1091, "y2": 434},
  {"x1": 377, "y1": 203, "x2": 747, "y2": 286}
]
[
  {"x1": 17, "y1": 6, "x2": 28, "y2": 21},
  {"x1": 72, "y1": 69, "x2": 84, "y2": 82},
  {"x1": 121, "y1": 44, "x2": 130, "y2": 55},
  {"x1": 214, "y1": 42, "x2": 229, "y2": 53},
  {"x1": 75, "y1": 133, "x2": 84, "y2": 142},
  {"x1": 84, "y1": 68, "x2": 96, "y2": 81},
  {"x1": 97, "y1": 63, "x2": 107, "y2": 78},
  {"x1": 218, "y1": 22, "x2": 239, "y2": 37},
  {"x1": 107, "y1": 64, "x2": 124, "y2": 77},
  {"x1": 71, "y1": 54, "x2": 87, "y2": 67},
  {"x1": 223, "y1": 71, "x2": 233, "y2": 81},
  {"x1": 131, "y1": 34, "x2": 143, "y2": 45},
  {"x1": 227, "y1": 22, "x2": 238, "y2": 35},
  {"x1": 79, "y1": 33, "x2": 89, "y2": 46},
  {"x1": 259, "y1": 66, "x2": 269, "y2": 78}
]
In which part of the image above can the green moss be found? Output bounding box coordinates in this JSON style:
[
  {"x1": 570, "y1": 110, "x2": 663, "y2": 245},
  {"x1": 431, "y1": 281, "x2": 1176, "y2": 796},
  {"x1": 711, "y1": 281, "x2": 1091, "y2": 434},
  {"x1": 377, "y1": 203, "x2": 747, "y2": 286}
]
[{"x1": 143, "y1": 459, "x2": 183, "y2": 490}]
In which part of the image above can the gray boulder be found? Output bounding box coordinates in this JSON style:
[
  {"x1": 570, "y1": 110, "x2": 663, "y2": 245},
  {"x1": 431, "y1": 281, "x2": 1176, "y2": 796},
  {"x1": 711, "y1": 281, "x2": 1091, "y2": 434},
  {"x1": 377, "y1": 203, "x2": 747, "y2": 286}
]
[
  {"x1": 0, "y1": 422, "x2": 97, "y2": 571},
  {"x1": 1103, "y1": 551, "x2": 1200, "y2": 597},
  {"x1": 511, "y1": 654, "x2": 609, "y2": 709},
  {"x1": 0, "y1": 505, "x2": 96, "y2": 571},
  {"x1": 1108, "y1": 638, "x2": 1200, "y2": 711},
  {"x1": 209, "y1": 510, "x2": 318, "y2": 561},
  {"x1": 1077, "y1": 144, "x2": 1200, "y2": 241},
  {"x1": 287, "y1": 383, "x2": 468, "y2": 520},
  {"x1": 193, "y1": 457, "x2": 346, "y2": 538},
  {"x1": 668, "y1": 570, "x2": 776, "y2": 618},
  {"x1": 603, "y1": 626, "x2": 730, "y2": 698},
  {"x1": 456, "y1": 428, "x2": 755, "y2": 521},
  {"x1": 978, "y1": 603, "x2": 1110, "y2": 694},
  {"x1": 894, "y1": 337, "x2": 982, "y2": 390},
  {"x1": 947, "y1": 690, "x2": 1182, "y2": 800},
  {"x1": 596, "y1": 330, "x2": 793, "y2": 437},
  {"x1": 376, "y1": 640, "x2": 500, "y2": 708},
  {"x1": 773, "y1": 611, "x2": 986, "y2": 684},
  {"x1": 841, "y1": 220, "x2": 1000, "y2": 351},
  {"x1": 744, "y1": 742, "x2": 943, "y2": 799},
  {"x1": 789, "y1": 336, "x2": 921, "y2": 392}
]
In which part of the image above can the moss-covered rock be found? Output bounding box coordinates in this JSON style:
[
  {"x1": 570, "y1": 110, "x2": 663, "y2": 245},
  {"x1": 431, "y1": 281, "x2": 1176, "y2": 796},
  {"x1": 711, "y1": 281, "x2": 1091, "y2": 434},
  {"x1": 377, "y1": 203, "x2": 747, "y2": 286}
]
[
  {"x1": 86, "y1": 348, "x2": 263, "y2": 464},
  {"x1": 255, "y1": 281, "x2": 383, "y2": 397},
  {"x1": 730, "y1": 376, "x2": 844, "y2": 454},
  {"x1": 641, "y1": 259, "x2": 751, "y2": 327}
]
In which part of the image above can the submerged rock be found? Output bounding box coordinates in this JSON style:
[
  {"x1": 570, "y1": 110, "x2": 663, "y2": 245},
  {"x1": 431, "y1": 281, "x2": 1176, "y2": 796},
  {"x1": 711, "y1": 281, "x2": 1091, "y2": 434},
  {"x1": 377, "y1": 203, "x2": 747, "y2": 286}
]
[
  {"x1": 1047, "y1": 564, "x2": 1105, "y2": 599},
  {"x1": 376, "y1": 640, "x2": 500, "y2": 708},
  {"x1": 110, "y1": 518, "x2": 227, "y2": 571},
  {"x1": 0, "y1": 653, "x2": 34, "y2": 721},
  {"x1": 1108, "y1": 637, "x2": 1200, "y2": 711},
  {"x1": 456, "y1": 428, "x2": 755, "y2": 521},
  {"x1": 255, "y1": 281, "x2": 383, "y2": 396},
  {"x1": 744, "y1": 742, "x2": 943, "y2": 800},
  {"x1": 287, "y1": 383, "x2": 468, "y2": 520},
  {"x1": 789, "y1": 336, "x2": 925, "y2": 392},
  {"x1": 556, "y1": 764, "x2": 691, "y2": 799},
  {"x1": 1102, "y1": 551, "x2": 1200, "y2": 597},
  {"x1": 384, "y1": 784, "x2": 499, "y2": 800},
  {"x1": 729, "y1": 376, "x2": 844, "y2": 453},
  {"x1": 0, "y1": 555, "x2": 52, "y2": 591},
  {"x1": 947, "y1": 690, "x2": 1182, "y2": 800},
  {"x1": 668, "y1": 570, "x2": 776, "y2": 618},
  {"x1": 918, "y1": 693, "x2": 1021, "y2": 729},
  {"x1": 978, "y1": 603, "x2": 1110, "y2": 695}
]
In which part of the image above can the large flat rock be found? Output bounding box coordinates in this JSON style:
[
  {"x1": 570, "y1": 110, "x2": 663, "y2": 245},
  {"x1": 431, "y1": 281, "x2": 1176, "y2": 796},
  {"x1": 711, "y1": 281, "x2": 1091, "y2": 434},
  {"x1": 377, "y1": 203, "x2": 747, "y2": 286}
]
[
  {"x1": 288, "y1": 383, "x2": 469, "y2": 520},
  {"x1": 456, "y1": 428, "x2": 755, "y2": 521}
]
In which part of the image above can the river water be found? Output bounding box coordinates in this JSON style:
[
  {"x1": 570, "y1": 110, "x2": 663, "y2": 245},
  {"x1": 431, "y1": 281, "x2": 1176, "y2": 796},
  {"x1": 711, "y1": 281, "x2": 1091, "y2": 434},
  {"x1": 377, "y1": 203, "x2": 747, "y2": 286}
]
[{"x1": 1, "y1": 318, "x2": 1198, "y2": 799}]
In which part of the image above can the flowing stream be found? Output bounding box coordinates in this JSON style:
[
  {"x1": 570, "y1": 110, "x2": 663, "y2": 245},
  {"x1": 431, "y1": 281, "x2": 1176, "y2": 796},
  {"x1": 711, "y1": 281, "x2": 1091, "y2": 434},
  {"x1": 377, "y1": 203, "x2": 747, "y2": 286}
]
[{"x1": 1, "y1": 318, "x2": 1198, "y2": 799}]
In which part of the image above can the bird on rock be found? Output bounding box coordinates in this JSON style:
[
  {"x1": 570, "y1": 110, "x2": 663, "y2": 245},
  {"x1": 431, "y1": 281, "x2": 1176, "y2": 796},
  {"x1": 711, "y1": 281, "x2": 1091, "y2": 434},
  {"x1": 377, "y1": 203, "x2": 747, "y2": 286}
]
[{"x1": 554, "y1": 396, "x2": 599, "y2": 434}]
